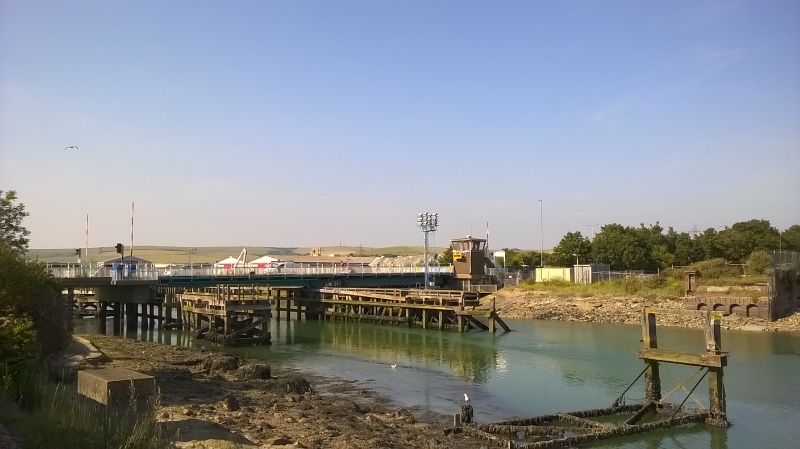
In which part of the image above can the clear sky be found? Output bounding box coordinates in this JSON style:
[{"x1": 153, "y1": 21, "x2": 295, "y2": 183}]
[{"x1": 1, "y1": 0, "x2": 798, "y2": 250}]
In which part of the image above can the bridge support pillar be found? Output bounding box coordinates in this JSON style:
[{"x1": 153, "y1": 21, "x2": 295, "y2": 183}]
[
  {"x1": 113, "y1": 302, "x2": 122, "y2": 335},
  {"x1": 148, "y1": 304, "x2": 155, "y2": 326},
  {"x1": 66, "y1": 288, "x2": 75, "y2": 332},
  {"x1": 126, "y1": 303, "x2": 138, "y2": 334},
  {"x1": 98, "y1": 302, "x2": 107, "y2": 334}
]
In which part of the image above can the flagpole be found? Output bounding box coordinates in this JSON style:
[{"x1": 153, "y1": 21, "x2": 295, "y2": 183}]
[
  {"x1": 85, "y1": 213, "x2": 89, "y2": 275},
  {"x1": 130, "y1": 201, "x2": 134, "y2": 261}
]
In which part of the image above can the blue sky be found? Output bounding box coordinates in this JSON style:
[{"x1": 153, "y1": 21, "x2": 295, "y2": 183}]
[{"x1": 1, "y1": 0, "x2": 798, "y2": 249}]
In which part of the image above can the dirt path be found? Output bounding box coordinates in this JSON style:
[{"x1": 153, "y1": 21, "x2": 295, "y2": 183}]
[
  {"x1": 81, "y1": 334, "x2": 484, "y2": 449},
  {"x1": 482, "y1": 289, "x2": 800, "y2": 332}
]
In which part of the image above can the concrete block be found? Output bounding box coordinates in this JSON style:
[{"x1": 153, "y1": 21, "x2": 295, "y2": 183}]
[{"x1": 77, "y1": 367, "x2": 155, "y2": 407}]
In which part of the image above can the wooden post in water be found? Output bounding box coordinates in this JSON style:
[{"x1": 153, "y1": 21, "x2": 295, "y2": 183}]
[
  {"x1": 641, "y1": 310, "x2": 661, "y2": 402},
  {"x1": 705, "y1": 311, "x2": 728, "y2": 426}
]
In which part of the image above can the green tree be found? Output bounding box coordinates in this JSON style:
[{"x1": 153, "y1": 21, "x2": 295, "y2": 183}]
[
  {"x1": 503, "y1": 248, "x2": 542, "y2": 269},
  {"x1": 591, "y1": 224, "x2": 649, "y2": 270},
  {"x1": 0, "y1": 190, "x2": 30, "y2": 254},
  {"x1": 781, "y1": 225, "x2": 800, "y2": 251},
  {"x1": 671, "y1": 231, "x2": 703, "y2": 266},
  {"x1": 549, "y1": 231, "x2": 591, "y2": 267},
  {"x1": 717, "y1": 219, "x2": 780, "y2": 263},
  {"x1": 696, "y1": 228, "x2": 723, "y2": 260},
  {"x1": 439, "y1": 245, "x2": 453, "y2": 265}
]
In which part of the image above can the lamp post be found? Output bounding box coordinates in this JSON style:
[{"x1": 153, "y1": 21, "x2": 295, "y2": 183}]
[
  {"x1": 190, "y1": 248, "x2": 197, "y2": 278},
  {"x1": 417, "y1": 212, "x2": 439, "y2": 289},
  {"x1": 573, "y1": 253, "x2": 579, "y2": 266},
  {"x1": 539, "y1": 200, "x2": 544, "y2": 267},
  {"x1": 586, "y1": 224, "x2": 599, "y2": 240}
]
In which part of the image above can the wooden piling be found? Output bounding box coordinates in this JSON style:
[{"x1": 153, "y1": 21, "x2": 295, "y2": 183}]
[{"x1": 642, "y1": 310, "x2": 661, "y2": 402}]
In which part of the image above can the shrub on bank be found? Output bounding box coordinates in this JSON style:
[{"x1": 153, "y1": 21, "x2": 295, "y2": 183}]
[
  {"x1": 519, "y1": 277, "x2": 683, "y2": 299},
  {"x1": 0, "y1": 362, "x2": 172, "y2": 449},
  {"x1": 0, "y1": 242, "x2": 68, "y2": 359}
]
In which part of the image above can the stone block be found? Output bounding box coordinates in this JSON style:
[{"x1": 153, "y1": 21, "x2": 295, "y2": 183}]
[{"x1": 77, "y1": 367, "x2": 155, "y2": 407}]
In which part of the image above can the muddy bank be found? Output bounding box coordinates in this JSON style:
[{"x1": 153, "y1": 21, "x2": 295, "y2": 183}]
[
  {"x1": 483, "y1": 289, "x2": 800, "y2": 333},
  {"x1": 80, "y1": 334, "x2": 484, "y2": 449}
]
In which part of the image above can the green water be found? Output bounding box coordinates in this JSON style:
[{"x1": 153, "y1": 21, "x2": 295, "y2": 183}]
[{"x1": 81, "y1": 317, "x2": 799, "y2": 448}]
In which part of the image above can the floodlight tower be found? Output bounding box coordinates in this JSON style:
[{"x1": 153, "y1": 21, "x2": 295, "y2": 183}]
[{"x1": 417, "y1": 212, "x2": 439, "y2": 289}]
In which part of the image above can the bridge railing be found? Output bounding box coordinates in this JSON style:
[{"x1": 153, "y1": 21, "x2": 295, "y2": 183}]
[{"x1": 46, "y1": 263, "x2": 452, "y2": 279}]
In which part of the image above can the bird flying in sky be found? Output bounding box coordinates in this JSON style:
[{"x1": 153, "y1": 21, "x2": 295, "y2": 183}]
[{"x1": 63, "y1": 145, "x2": 79, "y2": 151}]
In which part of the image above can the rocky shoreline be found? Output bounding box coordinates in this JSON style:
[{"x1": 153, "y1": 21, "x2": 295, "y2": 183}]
[
  {"x1": 483, "y1": 289, "x2": 800, "y2": 333},
  {"x1": 79, "y1": 334, "x2": 485, "y2": 449}
]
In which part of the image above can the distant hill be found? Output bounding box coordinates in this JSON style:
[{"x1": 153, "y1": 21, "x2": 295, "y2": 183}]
[{"x1": 26, "y1": 245, "x2": 448, "y2": 264}]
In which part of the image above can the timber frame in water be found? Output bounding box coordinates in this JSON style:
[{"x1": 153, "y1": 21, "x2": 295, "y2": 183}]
[{"x1": 456, "y1": 308, "x2": 729, "y2": 448}]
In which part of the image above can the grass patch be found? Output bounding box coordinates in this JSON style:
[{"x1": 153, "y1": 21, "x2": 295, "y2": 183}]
[
  {"x1": 518, "y1": 277, "x2": 683, "y2": 299},
  {"x1": 0, "y1": 362, "x2": 172, "y2": 449}
]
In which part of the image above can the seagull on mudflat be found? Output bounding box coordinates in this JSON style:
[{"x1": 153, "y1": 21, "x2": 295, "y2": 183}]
[
  {"x1": 63, "y1": 145, "x2": 79, "y2": 151},
  {"x1": 390, "y1": 363, "x2": 397, "y2": 369},
  {"x1": 464, "y1": 393, "x2": 470, "y2": 402}
]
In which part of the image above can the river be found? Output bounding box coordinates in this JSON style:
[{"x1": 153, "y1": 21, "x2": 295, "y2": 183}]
[{"x1": 79, "y1": 317, "x2": 799, "y2": 448}]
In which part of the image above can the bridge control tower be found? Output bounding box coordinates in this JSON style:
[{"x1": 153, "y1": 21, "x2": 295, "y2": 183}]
[{"x1": 450, "y1": 236, "x2": 495, "y2": 291}]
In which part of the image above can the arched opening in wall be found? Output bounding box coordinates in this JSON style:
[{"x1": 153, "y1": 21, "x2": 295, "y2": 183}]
[
  {"x1": 713, "y1": 304, "x2": 725, "y2": 312},
  {"x1": 697, "y1": 303, "x2": 708, "y2": 311},
  {"x1": 729, "y1": 304, "x2": 741, "y2": 316},
  {"x1": 746, "y1": 304, "x2": 759, "y2": 317}
]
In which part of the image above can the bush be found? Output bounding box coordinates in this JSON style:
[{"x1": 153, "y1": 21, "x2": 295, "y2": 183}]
[
  {"x1": 0, "y1": 362, "x2": 173, "y2": 449},
  {"x1": 0, "y1": 317, "x2": 36, "y2": 363},
  {"x1": 0, "y1": 243, "x2": 68, "y2": 358},
  {"x1": 690, "y1": 258, "x2": 742, "y2": 279},
  {"x1": 747, "y1": 250, "x2": 772, "y2": 276}
]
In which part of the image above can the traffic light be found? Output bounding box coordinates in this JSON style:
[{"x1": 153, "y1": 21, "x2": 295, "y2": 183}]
[
  {"x1": 115, "y1": 243, "x2": 124, "y2": 254},
  {"x1": 75, "y1": 248, "x2": 81, "y2": 256}
]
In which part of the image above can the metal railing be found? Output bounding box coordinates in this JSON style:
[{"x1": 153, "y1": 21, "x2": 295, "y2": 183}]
[{"x1": 46, "y1": 263, "x2": 452, "y2": 280}]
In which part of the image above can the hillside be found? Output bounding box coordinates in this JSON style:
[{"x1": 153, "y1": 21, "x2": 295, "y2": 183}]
[{"x1": 26, "y1": 245, "x2": 448, "y2": 264}]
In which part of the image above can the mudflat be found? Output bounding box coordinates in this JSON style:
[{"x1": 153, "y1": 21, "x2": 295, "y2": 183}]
[{"x1": 81, "y1": 334, "x2": 484, "y2": 449}]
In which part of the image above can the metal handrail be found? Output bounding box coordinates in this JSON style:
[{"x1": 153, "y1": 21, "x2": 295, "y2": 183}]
[{"x1": 45, "y1": 263, "x2": 453, "y2": 280}]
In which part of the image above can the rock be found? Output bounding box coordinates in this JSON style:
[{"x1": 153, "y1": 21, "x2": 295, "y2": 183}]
[
  {"x1": 266, "y1": 435, "x2": 292, "y2": 446},
  {"x1": 237, "y1": 363, "x2": 271, "y2": 380},
  {"x1": 222, "y1": 395, "x2": 240, "y2": 411},
  {"x1": 285, "y1": 417, "x2": 296, "y2": 423},
  {"x1": 200, "y1": 354, "x2": 240, "y2": 372},
  {"x1": 182, "y1": 407, "x2": 195, "y2": 416}
]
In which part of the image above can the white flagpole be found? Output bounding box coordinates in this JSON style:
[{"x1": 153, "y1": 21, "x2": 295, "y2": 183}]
[{"x1": 130, "y1": 201, "x2": 134, "y2": 260}]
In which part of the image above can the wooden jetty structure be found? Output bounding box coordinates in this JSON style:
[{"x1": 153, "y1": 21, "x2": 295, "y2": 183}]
[
  {"x1": 305, "y1": 288, "x2": 510, "y2": 333},
  {"x1": 179, "y1": 285, "x2": 271, "y2": 345},
  {"x1": 461, "y1": 308, "x2": 728, "y2": 448}
]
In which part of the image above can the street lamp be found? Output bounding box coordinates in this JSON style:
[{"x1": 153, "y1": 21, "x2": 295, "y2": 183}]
[
  {"x1": 190, "y1": 248, "x2": 197, "y2": 278},
  {"x1": 417, "y1": 212, "x2": 439, "y2": 289},
  {"x1": 572, "y1": 253, "x2": 579, "y2": 266},
  {"x1": 539, "y1": 200, "x2": 544, "y2": 267},
  {"x1": 586, "y1": 224, "x2": 599, "y2": 240}
]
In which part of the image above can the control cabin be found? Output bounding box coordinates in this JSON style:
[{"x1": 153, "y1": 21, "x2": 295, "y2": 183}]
[{"x1": 450, "y1": 236, "x2": 494, "y2": 291}]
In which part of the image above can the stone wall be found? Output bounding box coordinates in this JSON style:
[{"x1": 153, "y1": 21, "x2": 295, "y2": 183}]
[
  {"x1": 768, "y1": 268, "x2": 800, "y2": 320},
  {"x1": 683, "y1": 268, "x2": 800, "y2": 321}
]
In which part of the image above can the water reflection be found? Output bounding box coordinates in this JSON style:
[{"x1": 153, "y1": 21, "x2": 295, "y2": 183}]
[{"x1": 268, "y1": 319, "x2": 500, "y2": 383}]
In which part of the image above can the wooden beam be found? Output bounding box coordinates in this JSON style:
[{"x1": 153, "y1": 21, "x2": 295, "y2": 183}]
[{"x1": 639, "y1": 348, "x2": 727, "y2": 368}]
